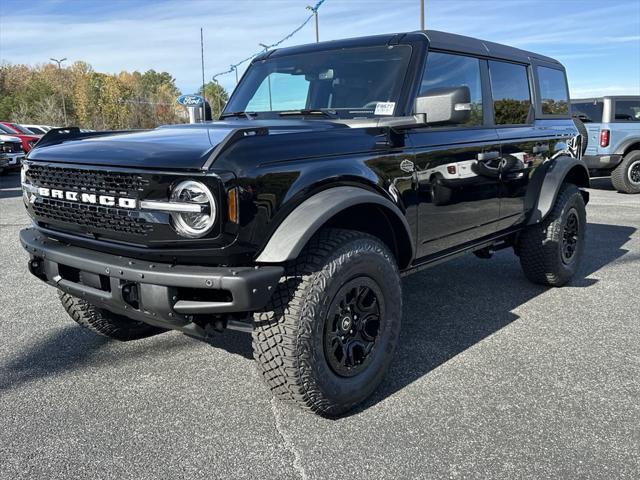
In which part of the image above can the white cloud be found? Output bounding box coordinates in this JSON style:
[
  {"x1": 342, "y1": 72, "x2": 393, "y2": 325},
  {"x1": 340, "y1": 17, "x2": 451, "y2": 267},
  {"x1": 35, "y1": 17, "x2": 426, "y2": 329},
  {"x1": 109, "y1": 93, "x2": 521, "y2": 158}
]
[
  {"x1": 0, "y1": 0, "x2": 638, "y2": 98},
  {"x1": 571, "y1": 84, "x2": 640, "y2": 98}
]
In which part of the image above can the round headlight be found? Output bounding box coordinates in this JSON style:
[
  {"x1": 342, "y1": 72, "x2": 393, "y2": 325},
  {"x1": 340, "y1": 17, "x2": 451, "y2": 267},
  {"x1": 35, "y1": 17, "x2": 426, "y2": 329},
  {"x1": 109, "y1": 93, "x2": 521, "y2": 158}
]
[{"x1": 170, "y1": 180, "x2": 216, "y2": 238}]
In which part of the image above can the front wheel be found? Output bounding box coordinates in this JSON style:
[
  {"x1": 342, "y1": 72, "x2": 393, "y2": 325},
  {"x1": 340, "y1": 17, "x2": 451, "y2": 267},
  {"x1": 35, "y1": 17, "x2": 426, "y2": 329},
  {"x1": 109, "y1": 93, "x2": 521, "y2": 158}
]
[
  {"x1": 611, "y1": 150, "x2": 640, "y2": 194},
  {"x1": 517, "y1": 183, "x2": 586, "y2": 286},
  {"x1": 252, "y1": 228, "x2": 402, "y2": 417},
  {"x1": 59, "y1": 292, "x2": 167, "y2": 341}
]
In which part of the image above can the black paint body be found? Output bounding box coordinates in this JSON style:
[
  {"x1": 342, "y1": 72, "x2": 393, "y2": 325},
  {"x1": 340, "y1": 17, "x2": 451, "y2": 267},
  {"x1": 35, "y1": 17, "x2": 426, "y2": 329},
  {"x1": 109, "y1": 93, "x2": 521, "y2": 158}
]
[{"x1": 23, "y1": 30, "x2": 584, "y2": 274}]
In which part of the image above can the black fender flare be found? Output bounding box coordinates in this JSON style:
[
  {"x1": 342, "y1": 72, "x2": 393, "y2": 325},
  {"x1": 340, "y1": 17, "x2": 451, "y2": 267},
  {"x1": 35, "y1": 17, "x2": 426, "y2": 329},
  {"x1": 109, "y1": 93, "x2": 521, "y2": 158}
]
[
  {"x1": 614, "y1": 137, "x2": 640, "y2": 156},
  {"x1": 255, "y1": 186, "x2": 414, "y2": 264},
  {"x1": 526, "y1": 156, "x2": 590, "y2": 225}
]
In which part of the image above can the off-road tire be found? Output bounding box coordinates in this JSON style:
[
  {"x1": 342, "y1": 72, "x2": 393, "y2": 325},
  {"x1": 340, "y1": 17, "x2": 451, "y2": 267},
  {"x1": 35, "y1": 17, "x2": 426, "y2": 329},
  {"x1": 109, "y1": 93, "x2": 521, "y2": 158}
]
[
  {"x1": 611, "y1": 150, "x2": 640, "y2": 194},
  {"x1": 59, "y1": 292, "x2": 166, "y2": 341},
  {"x1": 517, "y1": 183, "x2": 586, "y2": 286},
  {"x1": 252, "y1": 228, "x2": 402, "y2": 417}
]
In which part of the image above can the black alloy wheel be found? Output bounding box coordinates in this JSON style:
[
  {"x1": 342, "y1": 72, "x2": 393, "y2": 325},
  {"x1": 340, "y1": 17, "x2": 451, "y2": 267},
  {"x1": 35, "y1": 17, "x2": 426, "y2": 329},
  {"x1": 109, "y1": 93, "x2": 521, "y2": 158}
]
[
  {"x1": 629, "y1": 160, "x2": 640, "y2": 185},
  {"x1": 324, "y1": 278, "x2": 383, "y2": 377},
  {"x1": 561, "y1": 208, "x2": 580, "y2": 264}
]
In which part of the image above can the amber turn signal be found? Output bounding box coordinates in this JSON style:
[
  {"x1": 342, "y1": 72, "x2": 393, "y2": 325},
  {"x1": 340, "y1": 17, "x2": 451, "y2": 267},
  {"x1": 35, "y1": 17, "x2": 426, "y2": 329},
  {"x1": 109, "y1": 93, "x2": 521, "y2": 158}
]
[{"x1": 227, "y1": 187, "x2": 239, "y2": 223}]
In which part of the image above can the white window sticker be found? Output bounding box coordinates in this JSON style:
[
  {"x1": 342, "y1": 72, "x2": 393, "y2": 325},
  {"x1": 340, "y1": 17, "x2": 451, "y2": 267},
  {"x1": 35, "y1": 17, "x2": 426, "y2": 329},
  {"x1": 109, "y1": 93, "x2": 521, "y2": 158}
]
[{"x1": 374, "y1": 102, "x2": 395, "y2": 116}]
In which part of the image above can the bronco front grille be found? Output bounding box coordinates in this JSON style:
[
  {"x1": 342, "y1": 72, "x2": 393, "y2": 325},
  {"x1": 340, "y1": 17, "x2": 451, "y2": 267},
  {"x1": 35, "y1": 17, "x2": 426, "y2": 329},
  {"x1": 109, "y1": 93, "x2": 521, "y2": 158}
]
[
  {"x1": 33, "y1": 198, "x2": 153, "y2": 236},
  {"x1": 25, "y1": 164, "x2": 156, "y2": 239},
  {"x1": 26, "y1": 164, "x2": 149, "y2": 196}
]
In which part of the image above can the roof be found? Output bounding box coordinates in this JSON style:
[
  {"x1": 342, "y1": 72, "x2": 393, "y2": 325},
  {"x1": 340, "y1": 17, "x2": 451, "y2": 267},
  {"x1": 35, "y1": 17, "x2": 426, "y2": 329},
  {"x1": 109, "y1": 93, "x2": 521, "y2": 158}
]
[
  {"x1": 257, "y1": 29, "x2": 562, "y2": 66},
  {"x1": 423, "y1": 30, "x2": 561, "y2": 65}
]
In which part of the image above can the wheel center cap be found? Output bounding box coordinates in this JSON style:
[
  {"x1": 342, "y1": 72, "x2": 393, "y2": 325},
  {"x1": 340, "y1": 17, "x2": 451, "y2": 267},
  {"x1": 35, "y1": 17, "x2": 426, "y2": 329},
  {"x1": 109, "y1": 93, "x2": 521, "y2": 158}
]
[{"x1": 340, "y1": 316, "x2": 352, "y2": 331}]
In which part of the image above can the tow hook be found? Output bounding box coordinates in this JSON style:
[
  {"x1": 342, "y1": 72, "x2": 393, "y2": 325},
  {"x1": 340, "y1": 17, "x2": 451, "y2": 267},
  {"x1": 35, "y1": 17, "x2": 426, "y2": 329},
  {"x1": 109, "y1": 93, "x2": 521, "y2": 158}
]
[{"x1": 28, "y1": 257, "x2": 46, "y2": 279}]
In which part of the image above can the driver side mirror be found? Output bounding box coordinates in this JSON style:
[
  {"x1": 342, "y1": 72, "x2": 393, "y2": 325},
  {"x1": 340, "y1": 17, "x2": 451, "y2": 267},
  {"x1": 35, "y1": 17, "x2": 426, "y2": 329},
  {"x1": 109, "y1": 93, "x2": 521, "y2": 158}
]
[{"x1": 415, "y1": 86, "x2": 472, "y2": 125}]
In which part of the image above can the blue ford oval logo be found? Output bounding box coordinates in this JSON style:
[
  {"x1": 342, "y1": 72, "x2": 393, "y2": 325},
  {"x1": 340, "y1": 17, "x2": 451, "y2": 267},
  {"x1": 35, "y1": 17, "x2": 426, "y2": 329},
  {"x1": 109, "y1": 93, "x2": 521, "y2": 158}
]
[{"x1": 177, "y1": 95, "x2": 204, "y2": 107}]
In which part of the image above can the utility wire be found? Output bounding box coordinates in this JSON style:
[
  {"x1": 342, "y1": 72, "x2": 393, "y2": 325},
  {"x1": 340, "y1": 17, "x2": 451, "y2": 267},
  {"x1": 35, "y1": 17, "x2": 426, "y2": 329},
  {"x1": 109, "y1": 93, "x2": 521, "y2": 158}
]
[{"x1": 212, "y1": 0, "x2": 325, "y2": 81}]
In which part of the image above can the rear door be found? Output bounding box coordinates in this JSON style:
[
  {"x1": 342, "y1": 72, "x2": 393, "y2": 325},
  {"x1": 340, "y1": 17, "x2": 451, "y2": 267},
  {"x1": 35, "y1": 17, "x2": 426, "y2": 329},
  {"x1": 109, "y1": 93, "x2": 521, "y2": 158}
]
[
  {"x1": 492, "y1": 61, "x2": 577, "y2": 229},
  {"x1": 407, "y1": 51, "x2": 501, "y2": 259},
  {"x1": 610, "y1": 97, "x2": 640, "y2": 152}
]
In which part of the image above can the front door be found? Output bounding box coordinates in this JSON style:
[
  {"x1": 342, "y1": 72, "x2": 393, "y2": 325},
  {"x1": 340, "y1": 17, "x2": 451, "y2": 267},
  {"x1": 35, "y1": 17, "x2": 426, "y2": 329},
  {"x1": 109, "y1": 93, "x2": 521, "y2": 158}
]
[{"x1": 408, "y1": 51, "x2": 501, "y2": 259}]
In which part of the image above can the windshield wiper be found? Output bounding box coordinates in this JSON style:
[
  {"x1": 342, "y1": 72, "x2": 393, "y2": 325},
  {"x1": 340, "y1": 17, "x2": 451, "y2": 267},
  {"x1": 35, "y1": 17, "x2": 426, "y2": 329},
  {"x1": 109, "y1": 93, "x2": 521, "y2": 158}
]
[
  {"x1": 219, "y1": 111, "x2": 257, "y2": 120},
  {"x1": 278, "y1": 109, "x2": 338, "y2": 119}
]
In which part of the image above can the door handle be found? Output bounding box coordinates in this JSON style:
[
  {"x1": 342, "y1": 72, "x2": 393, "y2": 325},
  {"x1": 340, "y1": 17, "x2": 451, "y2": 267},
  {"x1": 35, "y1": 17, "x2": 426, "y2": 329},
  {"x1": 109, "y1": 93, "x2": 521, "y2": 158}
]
[{"x1": 477, "y1": 151, "x2": 500, "y2": 161}]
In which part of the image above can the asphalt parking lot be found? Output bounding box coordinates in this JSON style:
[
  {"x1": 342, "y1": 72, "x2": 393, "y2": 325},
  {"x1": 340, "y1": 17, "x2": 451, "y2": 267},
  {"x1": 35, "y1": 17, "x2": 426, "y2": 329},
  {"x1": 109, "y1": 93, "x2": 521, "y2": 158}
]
[{"x1": 1, "y1": 171, "x2": 638, "y2": 479}]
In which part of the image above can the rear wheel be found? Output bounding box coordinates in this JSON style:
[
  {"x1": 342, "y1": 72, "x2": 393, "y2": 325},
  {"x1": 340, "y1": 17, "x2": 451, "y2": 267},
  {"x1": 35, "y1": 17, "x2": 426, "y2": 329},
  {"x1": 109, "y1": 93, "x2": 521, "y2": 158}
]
[
  {"x1": 611, "y1": 150, "x2": 640, "y2": 194},
  {"x1": 517, "y1": 183, "x2": 586, "y2": 286},
  {"x1": 252, "y1": 228, "x2": 402, "y2": 416},
  {"x1": 59, "y1": 292, "x2": 166, "y2": 341}
]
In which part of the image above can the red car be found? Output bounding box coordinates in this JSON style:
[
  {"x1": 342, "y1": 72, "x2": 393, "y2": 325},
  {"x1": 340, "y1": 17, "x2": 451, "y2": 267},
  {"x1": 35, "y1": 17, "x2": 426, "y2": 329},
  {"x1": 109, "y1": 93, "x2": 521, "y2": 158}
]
[{"x1": 0, "y1": 122, "x2": 42, "y2": 153}]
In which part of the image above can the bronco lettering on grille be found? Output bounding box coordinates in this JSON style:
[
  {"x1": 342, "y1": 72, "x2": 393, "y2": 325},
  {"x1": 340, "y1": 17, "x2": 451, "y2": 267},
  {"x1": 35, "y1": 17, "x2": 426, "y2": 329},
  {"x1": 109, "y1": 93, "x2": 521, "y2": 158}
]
[{"x1": 36, "y1": 187, "x2": 137, "y2": 209}]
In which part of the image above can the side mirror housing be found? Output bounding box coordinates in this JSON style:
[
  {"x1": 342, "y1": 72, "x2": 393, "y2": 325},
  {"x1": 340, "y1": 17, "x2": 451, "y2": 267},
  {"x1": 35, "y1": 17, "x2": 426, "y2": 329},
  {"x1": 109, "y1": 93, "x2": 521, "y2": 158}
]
[{"x1": 415, "y1": 86, "x2": 472, "y2": 125}]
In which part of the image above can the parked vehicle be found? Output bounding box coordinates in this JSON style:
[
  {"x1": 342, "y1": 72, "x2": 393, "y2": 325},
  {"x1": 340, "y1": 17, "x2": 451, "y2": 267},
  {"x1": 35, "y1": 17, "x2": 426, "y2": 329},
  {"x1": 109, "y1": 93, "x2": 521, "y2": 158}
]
[
  {"x1": 20, "y1": 124, "x2": 48, "y2": 135},
  {"x1": 0, "y1": 134, "x2": 25, "y2": 173},
  {"x1": 0, "y1": 154, "x2": 8, "y2": 174},
  {"x1": 0, "y1": 122, "x2": 41, "y2": 153},
  {"x1": 572, "y1": 96, "x2": 640, "y2": 193},
  {"x1": 20, "y1": 30, "x2": 588, "y2": 416}
]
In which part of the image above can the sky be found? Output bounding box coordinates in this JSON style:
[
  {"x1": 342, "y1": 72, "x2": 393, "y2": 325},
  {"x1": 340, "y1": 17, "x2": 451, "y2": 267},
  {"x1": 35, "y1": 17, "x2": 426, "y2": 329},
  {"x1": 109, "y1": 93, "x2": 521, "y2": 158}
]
[{"x1": 1, "y1": 0, "x2": 639, "y2": 98}]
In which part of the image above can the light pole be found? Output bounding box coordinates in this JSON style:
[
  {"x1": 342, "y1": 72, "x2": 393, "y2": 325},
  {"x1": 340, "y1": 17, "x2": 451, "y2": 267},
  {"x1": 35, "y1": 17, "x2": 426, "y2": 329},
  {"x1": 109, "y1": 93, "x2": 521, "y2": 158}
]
[
  {"x1": 259, "y1": 43, "x2": 273, "y2": 111},
  {"x1": 200, "y1": 28, "x2": 206, "y2": 122},
  {"x1": 306, "y1": 5, "x2": 319, "y2": 42},
  {"x1": 50, "y1": 57, "x2": 68, "y2": 125},
  {"x1": 420, "y1": 0, "x2": 425, "y2": 30},
  {"x1": 212, "y1": 78, "x2": 223, "y2": 119}
]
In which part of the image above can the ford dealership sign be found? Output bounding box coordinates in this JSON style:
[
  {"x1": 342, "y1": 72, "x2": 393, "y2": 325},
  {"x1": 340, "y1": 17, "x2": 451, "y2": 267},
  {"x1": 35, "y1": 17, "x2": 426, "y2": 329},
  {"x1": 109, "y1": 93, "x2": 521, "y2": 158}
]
[{"x1": 177, "y1": 94, "x2": 204, "y2": 107}]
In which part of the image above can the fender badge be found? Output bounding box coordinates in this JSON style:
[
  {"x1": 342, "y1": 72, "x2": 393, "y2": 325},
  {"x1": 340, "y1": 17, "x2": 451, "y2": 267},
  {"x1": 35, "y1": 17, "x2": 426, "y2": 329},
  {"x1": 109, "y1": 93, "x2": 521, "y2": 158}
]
[{"x1": 400, "y1": 159, "x2": 414, "y2": 173}]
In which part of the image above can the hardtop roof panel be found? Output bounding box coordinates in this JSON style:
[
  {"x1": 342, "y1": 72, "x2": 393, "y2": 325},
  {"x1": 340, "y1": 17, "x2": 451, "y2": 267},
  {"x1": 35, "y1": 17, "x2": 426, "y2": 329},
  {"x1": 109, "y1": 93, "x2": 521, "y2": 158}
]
[{"x1": 258, "y1": 29, "x2": 562, "y2": 67}]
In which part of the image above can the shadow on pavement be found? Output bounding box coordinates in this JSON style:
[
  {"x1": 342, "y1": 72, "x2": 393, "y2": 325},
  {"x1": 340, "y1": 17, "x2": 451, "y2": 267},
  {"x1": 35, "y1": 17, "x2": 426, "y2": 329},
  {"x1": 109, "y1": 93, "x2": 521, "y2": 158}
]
[
  {"x1": 1, "y1": 223, "x2": 634, "y2": 409},
  {"x1": 589, "y1": 176, "x2": 615, "y2": 191},
  {"x1": 0, "y1": 172, "x2": 22, "y2": 199},
  {"x1": 357, "y1": 221, "x2": 636, "y2": 414},
  {"x1": 0, "y1": 325, "x2": 198, "y2": 395}
]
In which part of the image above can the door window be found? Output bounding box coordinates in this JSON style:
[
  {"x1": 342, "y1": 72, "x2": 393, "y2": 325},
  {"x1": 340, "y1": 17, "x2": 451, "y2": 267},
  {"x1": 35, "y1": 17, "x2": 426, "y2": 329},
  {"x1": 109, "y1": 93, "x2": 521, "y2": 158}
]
[
  {"x1": 537, "y1": 67, "x2": 569, "y2": 115},
  {"x1": 489, "y1": 61, "x2": 532, "y2": 125},
  {"x1": 419, "y1": 52, "x2": 483, "y2": 126}
]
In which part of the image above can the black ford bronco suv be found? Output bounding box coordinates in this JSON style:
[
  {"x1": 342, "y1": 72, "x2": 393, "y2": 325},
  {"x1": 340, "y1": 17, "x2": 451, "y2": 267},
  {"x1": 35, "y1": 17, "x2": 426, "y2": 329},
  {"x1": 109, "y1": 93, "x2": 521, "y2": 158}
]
[{"x1": 20, "y1": 31, "x2": 589, "y2": 416}]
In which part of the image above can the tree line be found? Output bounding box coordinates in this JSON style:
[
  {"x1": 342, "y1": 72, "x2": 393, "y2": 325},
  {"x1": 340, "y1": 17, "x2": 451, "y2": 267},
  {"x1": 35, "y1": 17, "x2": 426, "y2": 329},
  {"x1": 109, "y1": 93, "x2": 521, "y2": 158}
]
[{"x1": 0, "y1": 61, "x2": 229, "y2": 130}]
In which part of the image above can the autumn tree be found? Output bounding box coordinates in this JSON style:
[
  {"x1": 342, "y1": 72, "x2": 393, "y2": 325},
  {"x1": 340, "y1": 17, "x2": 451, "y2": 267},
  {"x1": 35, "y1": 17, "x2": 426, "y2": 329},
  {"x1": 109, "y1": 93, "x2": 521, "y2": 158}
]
[
  {"x1": 0, "y1": 62, "x2": 225, "y2": 130},
  {"x1": 199, "y1": 81, "x2": 229, "y2": 119}
]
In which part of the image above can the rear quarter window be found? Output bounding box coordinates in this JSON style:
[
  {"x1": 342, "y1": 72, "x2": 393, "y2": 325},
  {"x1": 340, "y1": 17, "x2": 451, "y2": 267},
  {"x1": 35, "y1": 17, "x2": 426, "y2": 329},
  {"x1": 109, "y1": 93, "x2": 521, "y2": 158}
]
[
  {"x1": 537, "y1": 66, "x2": 569, "y2": 115},
  {"x1": 614, "y1": 100, "x2": 640, "y2": 121}
]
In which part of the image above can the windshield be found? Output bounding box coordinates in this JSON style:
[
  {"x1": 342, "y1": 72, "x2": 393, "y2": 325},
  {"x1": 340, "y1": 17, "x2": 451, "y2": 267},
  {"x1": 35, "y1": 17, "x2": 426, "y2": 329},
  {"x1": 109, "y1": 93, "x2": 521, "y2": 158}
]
[
  {"x1": 0, "y1": 124, "x2": 17, "y2": 134},
  {"x1": 8, "y1": 123, "x2": 33, "y2": 134},
  {"x1": 225, "y1": 45, "x2": 412, "y2": 119}
]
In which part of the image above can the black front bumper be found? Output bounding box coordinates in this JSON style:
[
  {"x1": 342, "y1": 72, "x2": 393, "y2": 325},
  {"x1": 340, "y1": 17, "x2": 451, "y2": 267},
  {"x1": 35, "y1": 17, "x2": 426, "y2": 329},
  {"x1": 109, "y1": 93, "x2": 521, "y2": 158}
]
[{"x1": 20, "y1": 228, "x2": 283, "y2": 331}]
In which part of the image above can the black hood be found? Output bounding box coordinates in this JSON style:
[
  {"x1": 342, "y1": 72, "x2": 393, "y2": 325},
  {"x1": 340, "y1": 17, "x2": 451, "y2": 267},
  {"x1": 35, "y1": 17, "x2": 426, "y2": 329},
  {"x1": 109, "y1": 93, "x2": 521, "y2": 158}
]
[{"x1": 27, "y1": 120, "x2": 348, "y2": 170}]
